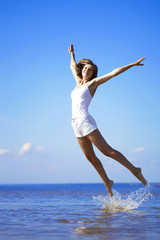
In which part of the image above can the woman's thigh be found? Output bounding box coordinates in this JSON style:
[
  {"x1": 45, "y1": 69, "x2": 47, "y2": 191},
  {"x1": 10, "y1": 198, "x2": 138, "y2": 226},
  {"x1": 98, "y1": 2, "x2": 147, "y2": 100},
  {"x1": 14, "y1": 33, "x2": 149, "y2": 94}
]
[
  {"x1": 76, "y1": 136, "x2": 96, "y2": 160},
  {"x1": 86, "y1": 129, "x2": 113, "y2": 155}
]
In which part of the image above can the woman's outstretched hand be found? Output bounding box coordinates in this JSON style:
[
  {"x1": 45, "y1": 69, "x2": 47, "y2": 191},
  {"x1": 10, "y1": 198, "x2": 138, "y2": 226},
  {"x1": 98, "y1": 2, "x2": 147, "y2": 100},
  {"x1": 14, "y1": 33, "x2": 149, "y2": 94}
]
[
  {"x1": 68, "y1": 44, "x2": 74, "y2": 54},
  {"x1": 135, "y1": 57, "x2": 145, "y2": 66}
]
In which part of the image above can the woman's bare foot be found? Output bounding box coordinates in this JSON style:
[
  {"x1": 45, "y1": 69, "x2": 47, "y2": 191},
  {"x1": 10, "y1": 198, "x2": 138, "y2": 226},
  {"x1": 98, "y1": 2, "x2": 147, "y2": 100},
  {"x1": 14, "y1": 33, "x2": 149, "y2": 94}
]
[
  {"x1": 105, "y1": 180, "x2": 114, "y2": 196},
  {"x1": 134, "y1": 168, "x2": 147, "y2": 185}
]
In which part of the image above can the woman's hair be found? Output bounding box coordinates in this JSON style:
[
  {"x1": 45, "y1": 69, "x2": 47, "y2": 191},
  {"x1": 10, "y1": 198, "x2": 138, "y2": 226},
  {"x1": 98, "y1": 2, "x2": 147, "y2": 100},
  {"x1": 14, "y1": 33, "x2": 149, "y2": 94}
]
[{"x1": 76, "y1": 59, "x2": 98, "y2": 80}]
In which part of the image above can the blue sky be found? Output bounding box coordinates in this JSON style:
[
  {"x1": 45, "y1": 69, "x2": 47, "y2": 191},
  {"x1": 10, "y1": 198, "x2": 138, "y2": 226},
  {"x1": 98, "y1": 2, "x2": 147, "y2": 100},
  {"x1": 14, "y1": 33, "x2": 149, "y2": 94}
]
[{"x1": 0, "y1": 0, "x2": 159, "y2": 184}]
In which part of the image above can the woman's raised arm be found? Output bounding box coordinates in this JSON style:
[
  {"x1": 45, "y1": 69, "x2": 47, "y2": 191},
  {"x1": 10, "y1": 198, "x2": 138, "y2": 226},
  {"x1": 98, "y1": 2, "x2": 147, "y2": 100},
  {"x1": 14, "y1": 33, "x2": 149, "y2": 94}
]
[
  {"x1": 68, "y1": 44, "x2": 81, "y2": 83},
  {"x1": 94, "y1": 57, "x2": 145, "y2": 86}
]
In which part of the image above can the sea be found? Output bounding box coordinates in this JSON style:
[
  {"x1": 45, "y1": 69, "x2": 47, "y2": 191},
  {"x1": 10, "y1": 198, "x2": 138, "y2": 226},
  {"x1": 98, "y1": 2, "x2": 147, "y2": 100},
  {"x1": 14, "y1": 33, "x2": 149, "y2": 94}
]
[{"x1": 0, "y1": 183, "x2": 159, "y2": 240}]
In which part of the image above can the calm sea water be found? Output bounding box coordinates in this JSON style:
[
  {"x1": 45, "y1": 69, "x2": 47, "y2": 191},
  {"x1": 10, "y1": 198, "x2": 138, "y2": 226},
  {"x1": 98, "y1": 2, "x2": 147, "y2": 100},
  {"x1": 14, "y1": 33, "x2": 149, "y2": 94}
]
[{"x1": 0, "y1": 183, "x2": 159, "y2": 240}]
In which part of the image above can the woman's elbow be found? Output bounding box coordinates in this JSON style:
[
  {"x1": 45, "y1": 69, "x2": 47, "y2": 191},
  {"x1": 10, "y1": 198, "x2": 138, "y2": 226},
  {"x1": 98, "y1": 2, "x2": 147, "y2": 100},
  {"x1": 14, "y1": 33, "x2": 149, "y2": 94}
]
[{"x1": 111, "y1": 69, "x2": 118, "y2": 76}]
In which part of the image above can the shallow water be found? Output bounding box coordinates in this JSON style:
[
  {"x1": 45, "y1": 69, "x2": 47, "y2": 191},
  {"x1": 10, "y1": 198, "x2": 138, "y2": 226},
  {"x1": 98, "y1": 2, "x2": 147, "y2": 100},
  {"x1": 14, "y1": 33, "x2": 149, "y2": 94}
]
[
  {"x1": 0, "y1": 183, "x2": 159, "y2": 239},
  {"x1": 93, "y1": 184, "x2": 152, "y2": 211}
]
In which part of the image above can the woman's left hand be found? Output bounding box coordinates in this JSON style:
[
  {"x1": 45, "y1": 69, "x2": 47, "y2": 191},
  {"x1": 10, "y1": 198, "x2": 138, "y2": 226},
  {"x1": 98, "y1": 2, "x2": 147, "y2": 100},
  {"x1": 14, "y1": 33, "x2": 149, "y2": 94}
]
[
  {"x1": 68, "y1": 44, "x2": 74, "y2": 54},
  {"x1": 135, "y1": 57, "x2": 145, "y2": 66}
]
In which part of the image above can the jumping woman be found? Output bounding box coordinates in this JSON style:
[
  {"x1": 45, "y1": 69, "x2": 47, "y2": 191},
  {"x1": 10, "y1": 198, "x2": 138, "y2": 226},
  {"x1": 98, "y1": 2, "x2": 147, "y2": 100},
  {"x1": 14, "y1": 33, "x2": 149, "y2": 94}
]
[{"x1": 68, "y1": 44, "x2": 147, "y2": 196}]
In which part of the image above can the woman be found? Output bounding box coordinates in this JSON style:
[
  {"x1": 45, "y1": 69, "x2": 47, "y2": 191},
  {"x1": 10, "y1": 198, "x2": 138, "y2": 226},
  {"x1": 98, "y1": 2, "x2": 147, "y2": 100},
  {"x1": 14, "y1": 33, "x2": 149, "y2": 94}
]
[{"x1": 68, "y1": 44, "x2": 147, "y2": 196}]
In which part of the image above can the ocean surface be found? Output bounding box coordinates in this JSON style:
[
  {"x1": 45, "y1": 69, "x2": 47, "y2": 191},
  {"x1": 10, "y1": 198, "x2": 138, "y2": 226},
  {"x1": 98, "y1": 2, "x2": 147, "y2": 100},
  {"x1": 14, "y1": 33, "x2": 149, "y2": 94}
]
[{"x1": 0, "y1": 183, "x2": 159, "y2": 240}]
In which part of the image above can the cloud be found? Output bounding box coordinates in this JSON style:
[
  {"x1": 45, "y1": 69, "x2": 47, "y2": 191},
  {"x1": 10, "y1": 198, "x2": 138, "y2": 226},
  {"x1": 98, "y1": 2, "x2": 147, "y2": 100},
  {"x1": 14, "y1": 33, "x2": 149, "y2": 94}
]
[
  {"x1": 34, "y1": 145, "x2": 45, "y2": 152},
  {"x1": 133, "y1": 147, "x2": 145, "y2": 153},
  {"x1": 0, "y1": 149, "x2": 10, "y2": 155},
  {"x1": 19, "y1": 142, "x2": 32, "y2": 155}
]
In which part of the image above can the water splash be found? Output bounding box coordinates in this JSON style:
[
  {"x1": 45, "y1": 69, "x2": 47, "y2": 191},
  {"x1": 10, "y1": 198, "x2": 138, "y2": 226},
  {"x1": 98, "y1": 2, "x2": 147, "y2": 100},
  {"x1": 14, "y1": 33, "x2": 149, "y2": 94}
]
[{"x1": 93, "y1": 183, "x2": 153, "y2": 211}]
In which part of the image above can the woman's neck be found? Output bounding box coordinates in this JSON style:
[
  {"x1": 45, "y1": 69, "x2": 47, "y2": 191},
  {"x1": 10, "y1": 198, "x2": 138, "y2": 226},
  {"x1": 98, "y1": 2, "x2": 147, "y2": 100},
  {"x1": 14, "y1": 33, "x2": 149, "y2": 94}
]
[{"x1": 81, "y1": 78, "x2": 88, "y2": 85}]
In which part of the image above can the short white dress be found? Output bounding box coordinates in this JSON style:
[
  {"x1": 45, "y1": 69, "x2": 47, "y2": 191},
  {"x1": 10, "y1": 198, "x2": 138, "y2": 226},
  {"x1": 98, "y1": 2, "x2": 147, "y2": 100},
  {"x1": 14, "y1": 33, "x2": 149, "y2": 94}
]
[{"x1": 71, "y1": 85, "x2": 97, "y2": 137}]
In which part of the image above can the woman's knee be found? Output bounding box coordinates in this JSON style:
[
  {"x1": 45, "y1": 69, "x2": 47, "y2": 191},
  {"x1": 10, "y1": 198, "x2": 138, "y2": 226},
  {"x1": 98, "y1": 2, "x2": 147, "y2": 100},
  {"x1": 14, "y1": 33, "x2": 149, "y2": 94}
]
[
  {"x1": 85, "y1": 152, "x2": 96, "y2": 163},
  {"x1": 85, "y1": 153, "x2": 102, "y2": 168},
  {"x1": 104, "y1": 147, "x2": 118, "y2": 158}
]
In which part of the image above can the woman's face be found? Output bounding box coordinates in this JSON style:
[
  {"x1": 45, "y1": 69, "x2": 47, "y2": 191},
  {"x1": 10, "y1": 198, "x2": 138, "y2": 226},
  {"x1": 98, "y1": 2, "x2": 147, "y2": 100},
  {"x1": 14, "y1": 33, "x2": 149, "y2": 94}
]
[{"x1": 82, "y1": 64, "x2": 94, "y2": 81}]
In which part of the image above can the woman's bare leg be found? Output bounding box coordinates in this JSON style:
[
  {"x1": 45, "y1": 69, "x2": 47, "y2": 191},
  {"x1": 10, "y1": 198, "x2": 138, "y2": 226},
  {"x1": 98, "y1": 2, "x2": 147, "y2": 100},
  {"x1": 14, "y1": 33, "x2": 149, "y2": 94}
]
[
  {"x1": 86, "y1": 129, "x2": 147, "y2": 185},
  {"x1": 77, "y1": 136, "x2": 114, "y2": 196}
]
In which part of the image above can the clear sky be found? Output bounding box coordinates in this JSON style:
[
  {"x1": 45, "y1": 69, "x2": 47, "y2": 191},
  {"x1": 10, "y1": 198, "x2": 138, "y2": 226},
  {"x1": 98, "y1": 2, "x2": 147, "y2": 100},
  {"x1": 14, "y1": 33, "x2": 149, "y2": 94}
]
[{"x1": 0, "y1": 0, "x2": 159, "y2": 184}]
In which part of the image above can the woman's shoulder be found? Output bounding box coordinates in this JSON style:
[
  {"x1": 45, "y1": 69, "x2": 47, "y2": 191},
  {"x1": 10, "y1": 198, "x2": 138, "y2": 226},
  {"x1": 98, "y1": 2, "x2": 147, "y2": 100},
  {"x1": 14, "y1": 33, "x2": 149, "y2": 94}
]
[{"x1": 87, "y1": 79, "x2": 98, "y2": 97}]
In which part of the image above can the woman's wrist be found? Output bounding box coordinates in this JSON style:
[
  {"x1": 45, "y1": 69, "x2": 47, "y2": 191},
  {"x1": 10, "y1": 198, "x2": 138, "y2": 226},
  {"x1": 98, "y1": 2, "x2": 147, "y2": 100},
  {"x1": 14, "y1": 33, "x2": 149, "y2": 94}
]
[{"x1": 130, "y1": 62, "x2": 137, "y2": 67}]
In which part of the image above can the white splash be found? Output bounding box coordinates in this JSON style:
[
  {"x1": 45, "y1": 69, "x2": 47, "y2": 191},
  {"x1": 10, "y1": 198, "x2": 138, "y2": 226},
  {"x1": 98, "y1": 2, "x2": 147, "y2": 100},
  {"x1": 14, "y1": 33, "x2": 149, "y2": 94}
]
[{"x1": 93, "y1": 184, "x2": 152, "y2": 211}]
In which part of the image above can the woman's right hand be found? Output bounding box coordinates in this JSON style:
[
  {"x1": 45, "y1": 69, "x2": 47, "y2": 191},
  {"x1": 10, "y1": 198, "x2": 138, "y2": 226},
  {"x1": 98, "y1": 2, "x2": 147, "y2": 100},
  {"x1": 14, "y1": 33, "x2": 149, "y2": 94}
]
[
  {"x1": 134, "y1": 57, "x2": 145, "y2": 66},
  {"x1": 68, "y1": 44, "x2": 74, "y2": 54}
]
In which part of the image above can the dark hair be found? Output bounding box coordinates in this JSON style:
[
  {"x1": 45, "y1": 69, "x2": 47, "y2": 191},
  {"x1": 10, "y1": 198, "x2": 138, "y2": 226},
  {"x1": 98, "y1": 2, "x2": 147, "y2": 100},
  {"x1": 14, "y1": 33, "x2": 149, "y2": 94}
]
[{"x1": 76, "y1": 59, "x2": 98, "y2": 80}]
